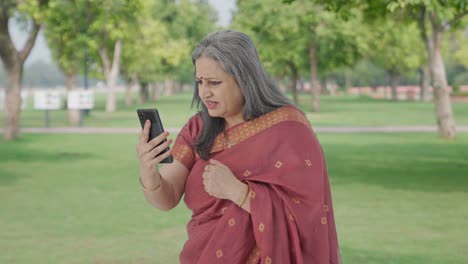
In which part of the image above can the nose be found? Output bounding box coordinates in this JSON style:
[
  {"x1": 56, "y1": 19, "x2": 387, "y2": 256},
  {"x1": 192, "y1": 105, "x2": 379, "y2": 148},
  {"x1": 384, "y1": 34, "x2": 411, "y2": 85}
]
[{"x1": 198, "y1": 82, "x2": 212, "y2": 99}]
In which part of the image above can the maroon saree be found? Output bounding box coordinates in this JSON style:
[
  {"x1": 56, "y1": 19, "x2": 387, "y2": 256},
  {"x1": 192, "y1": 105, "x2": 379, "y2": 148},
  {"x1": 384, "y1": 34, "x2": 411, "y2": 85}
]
[{"x1": 171, "y1": 106, "x2": 340, "y2": 264}]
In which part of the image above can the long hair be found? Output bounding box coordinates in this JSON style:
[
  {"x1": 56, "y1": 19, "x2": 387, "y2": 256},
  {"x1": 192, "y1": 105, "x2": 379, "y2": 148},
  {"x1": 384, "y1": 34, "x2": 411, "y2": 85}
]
[{"x1": 191, "y1": 30, "x2": 292, "y2": 160}]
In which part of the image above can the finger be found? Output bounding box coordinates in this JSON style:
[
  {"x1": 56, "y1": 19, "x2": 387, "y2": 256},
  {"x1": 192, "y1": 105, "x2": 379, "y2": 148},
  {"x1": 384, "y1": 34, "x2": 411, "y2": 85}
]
[
  {"x1": 153, "y1": 148, "x2": 173, "y2": 164},
  {"x1": 210, "y1": 159, "x2": 228, "y2": 169},
  {"x1": 140, "y1": 120, "x2": 151, "y2": 143},
  {"x1": 204, "y1": 165, "x2": 210, "y2": 172},
  {"x1": 149, "y1": 139, "x2": 173, "y2": 158},
  {"x1": 143, "y1": 131, "x2": 169, "y2": 153},
  {"x1": 147, "y1": 131, "x2": 170, "y2": 149},
  {"x1": 203, "y1": 172, "x2": 209, "y2": 180}
]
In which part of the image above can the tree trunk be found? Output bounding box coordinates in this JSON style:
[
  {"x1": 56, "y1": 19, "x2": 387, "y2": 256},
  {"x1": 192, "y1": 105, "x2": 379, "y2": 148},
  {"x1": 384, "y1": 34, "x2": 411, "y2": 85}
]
[
  {"x1": 288, "y1": 61, "x2": 298, "y2": 105},
  {"x1": 418, "y1": 8, "x2": 455, "y2": 138},
  {"x1": 389, "y1": 72, "x2": 400, "y2": 101},
  {"x1": 320, "y1": 78, "x2": 327, "y2": 95},
  {"x1": 309, "y1": 41, "x2": 320, "y2": 112},
  {"x1": 3, "y1": 65, "x2": 22, "y2": 139},
  {"x1": 65, "y1": 72, "x2": 80, "y2": 126},
  {"x1": 99, "y1": 39, "x2": 122, "y2": 113},
  {"x1": 164, "y1": 79, "x2": 174, "y2": 96},
  {"x1": 0, "y1": 15, "x2": 41, "y2": 140},
  {"x1": 152, "y1": 82, "x2": 161, "y2": 101},
  {"x1": 430, "y1": 28, "x2": 456, "y2": 139},
  {"x1": 139, "y1": 82, "x2": 149, "y2": 103},
  {"x1": 174, "y1": 82, "x2": 182, "y2": 93},
  {"x1": 344, "y1": 68, "x2": 351, "y2": 92},
  {"x1": 419, "y1": 65, "x2": 431, "y2": 101},
  {"x1": 125, "y1": 74, "x2": 138, "y2": 107}
]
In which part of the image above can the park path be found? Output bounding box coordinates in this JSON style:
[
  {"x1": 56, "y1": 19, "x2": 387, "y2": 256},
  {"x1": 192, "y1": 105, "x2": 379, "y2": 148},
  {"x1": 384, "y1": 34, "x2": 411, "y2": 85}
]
[{"x1": 3, "y1": 126, "x2": 468, "y2": 134}]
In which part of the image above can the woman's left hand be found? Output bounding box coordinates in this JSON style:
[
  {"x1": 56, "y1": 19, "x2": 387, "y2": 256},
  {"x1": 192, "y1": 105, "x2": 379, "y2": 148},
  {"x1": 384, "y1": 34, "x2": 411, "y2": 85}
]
[{"x1": 202, "y1": 159, "x2": 248, "y2": 203}]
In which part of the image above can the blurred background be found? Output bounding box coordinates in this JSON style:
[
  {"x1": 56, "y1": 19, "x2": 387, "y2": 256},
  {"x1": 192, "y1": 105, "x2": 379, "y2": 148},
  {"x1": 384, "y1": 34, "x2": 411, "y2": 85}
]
[{"x1": 1, "y1": 0, "x2": 467, "y2": 263}]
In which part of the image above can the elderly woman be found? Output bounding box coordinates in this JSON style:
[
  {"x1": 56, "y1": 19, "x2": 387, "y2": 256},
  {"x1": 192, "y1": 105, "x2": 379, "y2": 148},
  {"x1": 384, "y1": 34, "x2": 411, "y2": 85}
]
[{"x1": 136, "y1": 30, "x2": 341, "y2": 264}]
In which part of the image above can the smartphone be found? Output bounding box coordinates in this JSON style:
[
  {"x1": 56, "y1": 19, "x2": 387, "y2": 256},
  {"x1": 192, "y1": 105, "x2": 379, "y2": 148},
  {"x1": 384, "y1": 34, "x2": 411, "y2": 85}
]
[{"x1": 137, "y1": 108, "x2": 173, "y2": 163}]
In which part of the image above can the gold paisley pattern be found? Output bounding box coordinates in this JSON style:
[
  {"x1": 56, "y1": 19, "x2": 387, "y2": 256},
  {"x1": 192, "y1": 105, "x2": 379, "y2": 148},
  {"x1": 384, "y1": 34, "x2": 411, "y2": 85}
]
[
  {"x1": 259, "y1": 223, "x2": 265, "y2": 232},
  {"x1": 274, "y1": 161, "x2": 283, "y2": 168},
  {"x1": 210, "y1": 106, "x2": 310, "y2": 153},
  {"x1": 321, "y1": 217, "x2": 327, "y2": 225},
  {"x1": 172, "y1": 144, "x2": 194, "y2": 168},
  {"x1": 245, "y1": 246, "x2": 261, "y2": 264}
]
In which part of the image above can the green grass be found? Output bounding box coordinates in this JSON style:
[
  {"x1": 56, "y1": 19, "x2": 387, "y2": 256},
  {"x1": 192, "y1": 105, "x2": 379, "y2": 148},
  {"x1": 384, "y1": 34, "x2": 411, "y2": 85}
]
[
  {"x1": 1, "y1": 133, "x2": 468, "y2": 263},
  {"x1": 2, "y1": 92, "x2": 468, "y2": 128}
]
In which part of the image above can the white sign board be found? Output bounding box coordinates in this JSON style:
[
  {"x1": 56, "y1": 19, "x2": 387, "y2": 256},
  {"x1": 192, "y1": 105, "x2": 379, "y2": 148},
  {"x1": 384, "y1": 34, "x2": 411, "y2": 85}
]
[
  {"x1": 34, "y1": 90, "x2": 62, "y2": 110},
  {"x1": 67, "y1": 90, "x2": 94, "y2": 110},
  {"x1": 21, "y1": 91, "x2": 28, "y2": 109},
  {"x1": 0, "y1": 90, "x2": 28, "y2": 110}
]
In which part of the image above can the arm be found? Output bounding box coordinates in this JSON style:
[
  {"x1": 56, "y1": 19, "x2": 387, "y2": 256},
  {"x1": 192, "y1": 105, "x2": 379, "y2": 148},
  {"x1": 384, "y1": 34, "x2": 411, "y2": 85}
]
[
  {"x1": 202, "y1": 159, "x2": 251, "y2": 213},
  {"x1": 136, "y1": 120, "x2": 189, "y2": 211},
  {"x1": 140, "y1": 161, "x2": 189, "y2": 211}
]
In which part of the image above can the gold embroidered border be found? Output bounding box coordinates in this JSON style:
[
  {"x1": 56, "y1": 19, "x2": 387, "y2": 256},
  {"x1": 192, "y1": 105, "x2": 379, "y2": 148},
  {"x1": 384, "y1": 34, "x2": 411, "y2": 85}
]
[
  {"x1": 172, "y1": 144, "x2": 194, "y2": 168},
  {"x1": 211, "y1": 106, "x2": 310, "y2": 153},
  {"x1": 245, "y1": 245, "x2": 261, "y2": 264}
]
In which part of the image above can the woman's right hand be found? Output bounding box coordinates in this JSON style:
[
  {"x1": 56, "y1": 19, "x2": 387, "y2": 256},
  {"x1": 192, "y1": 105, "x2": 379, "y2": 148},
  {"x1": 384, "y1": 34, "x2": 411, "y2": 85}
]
[{"x1": 136, "y1": 120, "x2": 173, "y2": 189}]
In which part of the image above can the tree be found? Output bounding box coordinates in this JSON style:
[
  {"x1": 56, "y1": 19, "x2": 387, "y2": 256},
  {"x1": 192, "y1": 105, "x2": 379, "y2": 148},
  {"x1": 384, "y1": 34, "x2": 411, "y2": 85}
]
[
  {"x1": 290, "y1": 0, "x2": 467, "y2": 139},
  {"x1": 385, "y1": 0, "x2": 467, "y2": 139},
  {"x1": 159, "y1": 0, "x2": 217, "y2": 96},
  {"x1": 85, "y1": 0, "x2": 142, "y2": 112},
  {"x1": 44, "y1": 0, "x2": 88, "y2": 126},
  {"x1": 234, "y1": 0, "x2": 366, "y2": 111},
  {"x1": 367, "y1": 19, "x2": 422, "y2": 100},
  {"x1": 0, "y1": 0, "x2": 49, "y2": 140},
  {"x1": 232, "y1": 0, "x2": 307, "y2": 105}
]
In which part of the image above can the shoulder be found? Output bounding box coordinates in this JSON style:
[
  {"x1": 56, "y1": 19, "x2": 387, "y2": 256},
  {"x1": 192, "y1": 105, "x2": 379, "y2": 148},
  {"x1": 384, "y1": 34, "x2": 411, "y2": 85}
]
[
  {"x1": 262, "y1": 105, "x2": 311, "y2": 130},
  {"x1": 180, "y1": 113, "x2": 203, "y2": 138}
]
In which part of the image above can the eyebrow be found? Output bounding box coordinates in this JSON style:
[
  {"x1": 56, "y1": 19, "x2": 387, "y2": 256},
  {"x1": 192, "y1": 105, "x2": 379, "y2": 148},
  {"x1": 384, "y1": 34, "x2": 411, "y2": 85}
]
[{"x1": 195, "y1": 77, "x2": 218, "y2": 80}]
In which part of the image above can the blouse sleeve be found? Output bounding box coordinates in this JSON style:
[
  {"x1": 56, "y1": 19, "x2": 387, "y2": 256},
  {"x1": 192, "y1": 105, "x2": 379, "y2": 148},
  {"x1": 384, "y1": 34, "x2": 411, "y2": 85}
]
[{"x1": 171, "y1": 114, "x2": 202, "y2": 171}]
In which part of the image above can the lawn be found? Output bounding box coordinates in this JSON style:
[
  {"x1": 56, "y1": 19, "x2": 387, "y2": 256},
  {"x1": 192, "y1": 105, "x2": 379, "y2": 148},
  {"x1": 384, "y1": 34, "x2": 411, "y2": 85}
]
[
  {"x1": 1, "y1": 132, "x2": 467, "y2": 263},
  {"x1": 1, "y1": 92, "x2": 468, "y2": 128}
]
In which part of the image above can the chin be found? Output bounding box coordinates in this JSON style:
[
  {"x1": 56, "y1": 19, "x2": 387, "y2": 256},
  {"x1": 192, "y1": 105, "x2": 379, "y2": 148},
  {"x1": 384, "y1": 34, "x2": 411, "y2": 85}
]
[{"x1": 207, "y1": 109, "x2": 222, "y2": 118}]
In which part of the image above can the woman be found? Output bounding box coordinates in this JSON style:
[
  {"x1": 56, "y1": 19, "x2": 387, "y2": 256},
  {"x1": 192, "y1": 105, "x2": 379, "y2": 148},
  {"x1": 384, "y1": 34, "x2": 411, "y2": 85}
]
[{"x1": 136, "y1": 30, "x2": 341, "y2": 264}]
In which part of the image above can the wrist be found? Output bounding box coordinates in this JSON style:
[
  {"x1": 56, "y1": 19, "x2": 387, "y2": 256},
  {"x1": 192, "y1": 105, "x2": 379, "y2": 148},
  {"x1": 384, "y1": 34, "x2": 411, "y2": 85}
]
[
  {"x1": 234, "y1": 182, "x2": 249, "y2": 207},
  {"x1": 139, "y1": 173, "x2": 162, "y2": 192}
]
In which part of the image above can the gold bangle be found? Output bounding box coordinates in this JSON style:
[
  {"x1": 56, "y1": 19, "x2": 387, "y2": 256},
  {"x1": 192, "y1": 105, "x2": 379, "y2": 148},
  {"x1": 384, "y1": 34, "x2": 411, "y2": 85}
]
[
  {"x1": 139, "y1": 176, "x2": 161, "y2": 192},
  {"x1": 238, "y1": 185, "x2": 250, "y2": 208}
]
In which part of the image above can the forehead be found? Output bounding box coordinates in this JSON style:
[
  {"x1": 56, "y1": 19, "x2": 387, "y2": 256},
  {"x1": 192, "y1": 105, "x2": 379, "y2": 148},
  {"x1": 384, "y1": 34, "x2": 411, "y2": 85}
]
[{"x1": 195, "y1": 56, "x2": 226, "y2": 79}]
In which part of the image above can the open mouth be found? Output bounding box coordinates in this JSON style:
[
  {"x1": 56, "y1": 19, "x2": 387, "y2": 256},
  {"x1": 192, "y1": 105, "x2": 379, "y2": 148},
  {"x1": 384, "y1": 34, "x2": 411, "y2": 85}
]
[{"x1": 205, "y1": 100, "x2": 218, "y2": 109}]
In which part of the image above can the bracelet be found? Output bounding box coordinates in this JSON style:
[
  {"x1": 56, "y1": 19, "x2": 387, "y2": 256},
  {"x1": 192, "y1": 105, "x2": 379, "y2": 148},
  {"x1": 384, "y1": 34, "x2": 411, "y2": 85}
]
[
  {"x1": 139, "y1": 175, "x2": 161, "y2": 192},
  {"x1": 238, "y1": 184, "x2": 250, "y2": 208}
]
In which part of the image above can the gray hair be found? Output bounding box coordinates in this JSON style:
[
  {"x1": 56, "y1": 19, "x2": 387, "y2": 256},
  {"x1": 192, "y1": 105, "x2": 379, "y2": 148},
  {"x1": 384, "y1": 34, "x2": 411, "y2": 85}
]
[
  {"x1": 191, "y1": 29, "x2": 292, "y2": 120},
  {"x1": 191, "y1": 30, "x2": 292, "y2": 159}
]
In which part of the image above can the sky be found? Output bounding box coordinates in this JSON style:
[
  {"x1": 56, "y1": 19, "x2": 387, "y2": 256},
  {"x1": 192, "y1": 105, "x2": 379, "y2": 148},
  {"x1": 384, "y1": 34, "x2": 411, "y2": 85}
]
[{"x1": 9, "y1": 0, "x2": 236, "y2": 66}]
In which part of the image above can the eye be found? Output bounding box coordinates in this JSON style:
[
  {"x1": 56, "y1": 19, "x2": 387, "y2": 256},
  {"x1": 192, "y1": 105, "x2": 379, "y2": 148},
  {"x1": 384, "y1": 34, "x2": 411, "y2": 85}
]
[
  {"x1": 210, "y1": 81, "x2": 221, "y2": 86},
  {"x1": 195, "y1": 79, "x2": 202, "y2": 85}
]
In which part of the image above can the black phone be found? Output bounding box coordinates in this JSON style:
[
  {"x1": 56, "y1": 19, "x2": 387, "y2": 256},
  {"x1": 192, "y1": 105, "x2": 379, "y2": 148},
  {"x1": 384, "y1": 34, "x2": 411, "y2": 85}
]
[{"x1": 137, "y1": 108, "x2": 173, "y2": 163}]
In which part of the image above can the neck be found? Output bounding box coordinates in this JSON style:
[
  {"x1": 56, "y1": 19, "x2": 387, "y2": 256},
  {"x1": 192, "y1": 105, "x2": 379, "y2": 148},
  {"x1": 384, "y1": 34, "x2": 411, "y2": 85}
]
[{"x1": 224, "y1": 115, "x2": 245, "y2": 129}]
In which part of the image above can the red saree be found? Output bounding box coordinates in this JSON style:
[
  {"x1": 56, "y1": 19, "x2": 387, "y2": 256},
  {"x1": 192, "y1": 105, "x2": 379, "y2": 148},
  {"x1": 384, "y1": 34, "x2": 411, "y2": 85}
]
[{"x1": 171, "y1": 106, "x2": 340, "y2": 264}]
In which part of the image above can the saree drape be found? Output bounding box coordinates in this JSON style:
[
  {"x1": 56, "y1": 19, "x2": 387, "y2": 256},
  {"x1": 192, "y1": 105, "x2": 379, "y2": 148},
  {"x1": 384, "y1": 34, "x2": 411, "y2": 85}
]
[{"x1": 171, "y1": 106, "x2": 340, "y2": 264}]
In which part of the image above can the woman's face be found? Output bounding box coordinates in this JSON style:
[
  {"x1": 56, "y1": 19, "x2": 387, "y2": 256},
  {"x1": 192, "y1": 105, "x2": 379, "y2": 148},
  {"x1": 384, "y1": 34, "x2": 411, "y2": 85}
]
[{"x1": 195, "y1": 56, "x2": 245, "y2": 127}]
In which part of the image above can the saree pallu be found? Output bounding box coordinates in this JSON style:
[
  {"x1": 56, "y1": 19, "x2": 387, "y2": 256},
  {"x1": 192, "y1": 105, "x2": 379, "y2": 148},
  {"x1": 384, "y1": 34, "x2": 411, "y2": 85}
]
[{"x1": 172, "y1": 106, "x2": 341, "y2": 264}]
